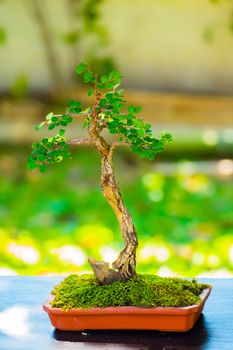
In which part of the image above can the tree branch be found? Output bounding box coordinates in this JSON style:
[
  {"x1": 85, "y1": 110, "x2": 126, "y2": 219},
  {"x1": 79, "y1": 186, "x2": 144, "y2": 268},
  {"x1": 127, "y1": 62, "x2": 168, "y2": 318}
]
[
  {"x1": 67, "y1": 112, "x2": 91, "y2": 117},
  {"x1": 67, "y1": 138, "x2": 91, "y2": 146}
]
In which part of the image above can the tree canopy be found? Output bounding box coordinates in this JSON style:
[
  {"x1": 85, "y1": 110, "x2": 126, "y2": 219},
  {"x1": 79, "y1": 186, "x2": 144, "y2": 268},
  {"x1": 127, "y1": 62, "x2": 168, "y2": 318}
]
[{"x1": 28, "y1": 63, "x2": 172, "y2": 172}]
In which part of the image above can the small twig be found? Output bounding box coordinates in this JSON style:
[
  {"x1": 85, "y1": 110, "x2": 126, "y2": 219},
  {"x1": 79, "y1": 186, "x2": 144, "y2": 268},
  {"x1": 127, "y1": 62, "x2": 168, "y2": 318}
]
[
  {"x1": 67, "y1": 138, "x2": 91, "y2": 146},
  {"x1": 91, "y1": 74, "x2": 102, "y2": 125},
  {"x1": 54, "y1": 112, "x2": 92, "y2": 118}
]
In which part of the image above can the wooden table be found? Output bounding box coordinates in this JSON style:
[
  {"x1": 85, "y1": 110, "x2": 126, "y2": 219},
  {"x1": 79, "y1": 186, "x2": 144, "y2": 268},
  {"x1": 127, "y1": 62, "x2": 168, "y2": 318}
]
[{"x1": 0, "y1": 277, "x2": 232, "y2": 350}]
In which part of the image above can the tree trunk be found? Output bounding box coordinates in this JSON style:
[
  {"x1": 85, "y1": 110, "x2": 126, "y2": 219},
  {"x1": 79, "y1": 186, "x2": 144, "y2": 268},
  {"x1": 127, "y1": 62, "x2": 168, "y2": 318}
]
[
  {"x1": 88, "y1": 124, "x2": 138, "y2": 283},
  {"x1": 101, "y1": 154, "x2": 138, "y2": 279}
]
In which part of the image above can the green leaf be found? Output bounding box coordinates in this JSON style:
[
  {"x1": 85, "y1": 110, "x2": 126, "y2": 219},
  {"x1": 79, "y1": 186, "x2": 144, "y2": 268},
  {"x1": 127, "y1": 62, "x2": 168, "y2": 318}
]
[
  {"x1": 35, "y1": 122, "x2": 46, "y2": 131},
  {"x1": 60, "y1": 121, "x2": 68, "y2": 127},
  {"x1": 128, "y1": 106, "x2": 135, "y2": 114},
  {"x1": 101, "y1": 75, "x2": 108, "y2": 83},
  {"x1": 135, "y1": 119, "x2": 144, "y2": 128},
  {"x1": 38, "y1": 153, "x2": 46, "y2": 161},
  {"x1": 160, "y1": 131, "x2": 173, "y2": 140},
  {"x1": 32, "y1": 142, "x2": 39, "y2": 149},
  {"x1": 67, "y1": 117, "x2": 73, "y2": 123},
  {"x1": 67, "y1": 100, "x2": 82, "y2": 113},
  {"x1": 162, "y1": 132, "x2": 173, "y2": 143},
  {"x1": 135, "y1": 106, "x2": 142, "y2": 113},
  {"x1": 99, "y1": 98, "x2": 107, "y2": 107},
  {"x1": 105, "y1": 82, "x2": 116, "y2": 89},
  {"x1": 87, "y1": 89, "x2": 93, "y2": 96},
  {"x1": 48, "y1": 123, "x2": 56, "y2": 130},
  {"x1": 144, "y1": 123, "x2": 151, "y2": 130},
  {"x1": 39, "y1": 164, "x2": 47, "y2": 173},
  {"x1": 75, "y1": 62, "x2": 87, "y2": 74},
  {"x1": 109, "y1": 70, "x2": 121, "y2": 80},
  {"x1": 137, "y1": 129, "x2": 144, "y2": 137},
  {"x1": 27, "y1": 157, "x2": 38, "y2": 170},
  {"x1": 59, "y1": 129, "x2": 65, "y2": 136},
  {"x1": 83, "y1": 71, "x2": 94, "y2": 83},
  {"x1": 45, "y1": 112, "x2": 54, "y2": 120},
  {"x1": 97, "y1": 83, "x2": 105, "y2": 89},
  {"x1": 51, "y1": 116, "x2": 58, "y2": 122},
  {"x1": 42, "y1": 138, "x2": 49, "y2": 145},
  {"x1": 68, "y1": 100, "x2": 81, "y2": 108}
]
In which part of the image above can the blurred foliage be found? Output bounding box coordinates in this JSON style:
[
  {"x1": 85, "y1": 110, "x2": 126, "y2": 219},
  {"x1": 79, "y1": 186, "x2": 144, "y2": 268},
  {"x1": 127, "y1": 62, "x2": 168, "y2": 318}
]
[
  {"x1": 31, "y1": 0, "x2": 115, "y2": 86},
  {"x1": 0, "y1": 0, "x2": 115, "y2": 92},
  {"x1": 61, "y1": 0, "x2": 107, "y2": 45},
  {"x1": 202, "y1": 25, "x2": 215, "y2": 44},
  {"x1": 0, "y1": 146, "x2": 232, "y2": 277},
  {"x1": 209, "y1": 0, "x2": 220, "y2": 4},
  {"x1": 10, "y1": 74, "x2": 29, "y2": 100},
  {"x1": 203, "y1": 0, "x2": 233, "y2": 44},
  {"x1": 0, "y1": 26, "x2": 6, "y2": 44}
]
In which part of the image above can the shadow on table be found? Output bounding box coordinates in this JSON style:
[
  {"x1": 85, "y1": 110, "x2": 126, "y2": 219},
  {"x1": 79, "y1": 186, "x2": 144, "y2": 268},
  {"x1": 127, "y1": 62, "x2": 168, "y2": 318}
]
[{"x1": 53, "y1": 314, "x2": 208, "y2": 350}]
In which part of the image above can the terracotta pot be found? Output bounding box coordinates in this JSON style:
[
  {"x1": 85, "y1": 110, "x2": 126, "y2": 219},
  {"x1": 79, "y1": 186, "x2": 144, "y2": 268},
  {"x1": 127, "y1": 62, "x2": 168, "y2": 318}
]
[{"x1": 43, "y1": 287, "x2": 211, "y2": 332}]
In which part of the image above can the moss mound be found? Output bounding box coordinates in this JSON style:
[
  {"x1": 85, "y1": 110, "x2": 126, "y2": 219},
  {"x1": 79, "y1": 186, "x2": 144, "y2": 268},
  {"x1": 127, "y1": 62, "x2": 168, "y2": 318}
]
[{"x1": 50, "y1": 274, "x2": 209, "y2": 310}]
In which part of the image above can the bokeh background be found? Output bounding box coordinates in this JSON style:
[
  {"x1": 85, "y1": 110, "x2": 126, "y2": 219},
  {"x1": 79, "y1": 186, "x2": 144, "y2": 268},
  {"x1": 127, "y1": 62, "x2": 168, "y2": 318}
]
[{"x1": 0, "y1": 0, "x2": 232, "y2": 277}]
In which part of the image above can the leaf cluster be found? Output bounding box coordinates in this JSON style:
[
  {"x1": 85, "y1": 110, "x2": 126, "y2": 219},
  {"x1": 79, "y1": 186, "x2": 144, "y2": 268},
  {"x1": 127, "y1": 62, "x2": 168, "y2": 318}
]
[
  {"x1": 76, "y1": 63, "x2": 173, "y2": 160},
  {"x1": 76, "y1": 62, "x2": 122, "y2": 89},
  {"x1": 35, "y1": 112, "x2": 73, "y2": 132},
  {"x1": 27, "y1": 135, "x2": 71, "y2": 172},
  {"x1": 106, "y1": 107, "x2": 172, "y2": 160}
]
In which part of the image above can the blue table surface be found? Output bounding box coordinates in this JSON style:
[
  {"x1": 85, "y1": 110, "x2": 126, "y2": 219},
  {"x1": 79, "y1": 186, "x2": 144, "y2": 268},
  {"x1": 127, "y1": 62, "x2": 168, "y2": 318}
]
[{"x1": 0, "y1": 277, "x2": 232, "y2": 350}]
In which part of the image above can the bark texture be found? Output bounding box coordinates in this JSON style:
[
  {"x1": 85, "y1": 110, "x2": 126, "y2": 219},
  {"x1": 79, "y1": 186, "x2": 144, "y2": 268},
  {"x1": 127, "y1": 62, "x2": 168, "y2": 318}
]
[{"x1": 88, "y1": 123, "x2": 138, "y2": 283}]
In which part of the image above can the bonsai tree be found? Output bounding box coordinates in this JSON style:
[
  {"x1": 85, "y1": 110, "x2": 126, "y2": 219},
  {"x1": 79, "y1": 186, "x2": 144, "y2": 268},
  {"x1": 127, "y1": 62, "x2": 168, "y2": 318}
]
[{"x1": 28, "y1": 63, "x2": 172, "y2": 284}]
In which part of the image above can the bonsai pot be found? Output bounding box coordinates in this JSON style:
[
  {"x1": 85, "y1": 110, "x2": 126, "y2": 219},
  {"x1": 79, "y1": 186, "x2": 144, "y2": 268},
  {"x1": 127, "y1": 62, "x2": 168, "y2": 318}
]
[{"x1": 43, "y1": 286, "x2": 211, "y2": 332}]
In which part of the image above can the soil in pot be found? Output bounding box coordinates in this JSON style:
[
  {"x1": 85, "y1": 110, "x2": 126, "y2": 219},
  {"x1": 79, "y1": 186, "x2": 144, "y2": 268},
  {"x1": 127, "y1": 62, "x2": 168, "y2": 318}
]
[{"x1": 50, "y1": 274, "x2": 209, "y2": 310}]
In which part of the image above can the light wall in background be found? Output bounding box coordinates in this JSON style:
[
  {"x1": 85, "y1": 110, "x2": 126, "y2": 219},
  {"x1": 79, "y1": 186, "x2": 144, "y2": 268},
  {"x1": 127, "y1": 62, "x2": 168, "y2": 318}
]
[{"x1": 0, "y1": 0, "x2": 233, "y2": 93}]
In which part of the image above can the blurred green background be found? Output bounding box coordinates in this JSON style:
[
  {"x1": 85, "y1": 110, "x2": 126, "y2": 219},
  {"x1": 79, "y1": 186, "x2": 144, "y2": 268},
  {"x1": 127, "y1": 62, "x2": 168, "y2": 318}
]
[{"x1": 0, "y1": 0, "x2": 233, "y2": 277}]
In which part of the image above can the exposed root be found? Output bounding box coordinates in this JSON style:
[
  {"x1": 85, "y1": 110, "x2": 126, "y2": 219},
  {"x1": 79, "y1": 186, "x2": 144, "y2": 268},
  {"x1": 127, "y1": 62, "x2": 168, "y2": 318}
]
[
  {"x1": 88, "y1": 256, "x2": 124, "y2": 285},
  {"x1": 88, "y1": 249, "x2": 137, "y2": 284}
]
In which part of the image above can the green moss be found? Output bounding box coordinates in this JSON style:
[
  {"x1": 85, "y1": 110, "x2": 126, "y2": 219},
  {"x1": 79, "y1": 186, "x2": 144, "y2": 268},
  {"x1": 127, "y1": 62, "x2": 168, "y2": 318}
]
[{"x1": 50, "y1": 274, "x2": 210, "y2": 310}]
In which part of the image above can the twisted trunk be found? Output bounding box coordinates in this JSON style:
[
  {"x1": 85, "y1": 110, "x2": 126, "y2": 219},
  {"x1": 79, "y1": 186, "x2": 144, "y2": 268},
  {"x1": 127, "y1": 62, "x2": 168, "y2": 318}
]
[
  {"x1": 88, "y1": 123, "x2": 138, "y2": 283},
  {"x1": 101, "y1": 154, "x2": 138, "y2": 279}
]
